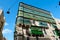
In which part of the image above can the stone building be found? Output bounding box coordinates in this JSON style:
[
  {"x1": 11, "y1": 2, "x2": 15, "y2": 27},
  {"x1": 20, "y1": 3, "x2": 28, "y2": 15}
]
[
  {"x1": 14, "y1": 2, "x2": 60, "y2": 40},
  {"x1": 0, "y1": 10, "x2": 5, "y2": 40}
]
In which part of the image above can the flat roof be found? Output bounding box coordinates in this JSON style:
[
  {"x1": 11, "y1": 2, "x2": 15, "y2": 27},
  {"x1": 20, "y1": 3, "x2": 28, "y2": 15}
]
[{"x1": 20, "y1": 2, "x2": 51, "y2": 15}]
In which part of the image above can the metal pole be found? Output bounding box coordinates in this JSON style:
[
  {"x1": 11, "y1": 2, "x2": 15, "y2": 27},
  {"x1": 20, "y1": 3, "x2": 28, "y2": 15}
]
[{"x1": 36, "y1": 35, "x2": 38, "y2": 40}]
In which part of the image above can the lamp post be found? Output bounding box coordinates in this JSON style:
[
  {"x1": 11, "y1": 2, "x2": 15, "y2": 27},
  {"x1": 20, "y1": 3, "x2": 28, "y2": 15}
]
[
  {"x1": 7, "y1": 0, "x2": 18, "y2": 14},
  {"x1": 36, "y1": 35, "x2": 38, "y2": 40}
]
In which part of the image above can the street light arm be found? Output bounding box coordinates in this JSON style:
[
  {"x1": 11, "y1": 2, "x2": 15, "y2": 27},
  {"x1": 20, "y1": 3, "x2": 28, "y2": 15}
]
[{"x1": 7, "y1": 0, "x2": 19, "y2": 14}]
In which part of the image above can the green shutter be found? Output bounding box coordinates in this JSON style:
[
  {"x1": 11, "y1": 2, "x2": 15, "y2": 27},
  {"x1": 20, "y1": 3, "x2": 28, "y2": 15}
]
[
  {"x1": 55, "y1": 30, "x2": 60, "y2": 36},
  {"x1": 30, "y1": 26, "x2": 43, "y2": 35}
]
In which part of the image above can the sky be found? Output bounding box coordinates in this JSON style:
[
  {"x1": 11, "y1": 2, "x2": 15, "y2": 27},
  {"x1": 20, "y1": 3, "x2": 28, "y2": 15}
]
[{"x1": 0, "y1": 0, "x2": 60, "y2": 40}]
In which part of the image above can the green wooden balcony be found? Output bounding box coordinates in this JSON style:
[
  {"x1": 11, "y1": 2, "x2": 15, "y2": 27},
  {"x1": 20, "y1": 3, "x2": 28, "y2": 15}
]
[
  {"x1": 55, "y1": 30, "x2": 60, "y2": 36},
  {"x1": 30, "y1": 27, "x2": 43, "y2": 35},
  {"x1": 31, "y1": 30, "x2": 43, "y2": 35}
]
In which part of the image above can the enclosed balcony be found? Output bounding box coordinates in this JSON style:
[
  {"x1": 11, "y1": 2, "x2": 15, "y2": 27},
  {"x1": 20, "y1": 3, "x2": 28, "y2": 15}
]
[
  {"x1": 30, "y1": 27, "x2": 44, "y2": 37},
  {"x1": 18, "y1": 11, "x2": 55, "y2": 24},
  {"x1": 16, "y1": 17, "x2": 31, "y2": 25},
  {"x1": 39, "y1": 22, "x2": 48, "y2": 29}
]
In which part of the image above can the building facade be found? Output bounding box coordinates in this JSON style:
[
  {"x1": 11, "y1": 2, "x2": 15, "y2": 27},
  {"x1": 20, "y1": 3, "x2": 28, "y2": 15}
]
[
  {"x1": 14, "y1": 2, "x2": 60, "y2": 40},
  {"x1": 0, "y1": 10, "x2": 5, "y2": 40},
  {"x1": 54, "y1": 18, "x2": 60, "y2": 39},
  {"x1": 54, "y1": 18, "x2": 60, "y2": 29}
]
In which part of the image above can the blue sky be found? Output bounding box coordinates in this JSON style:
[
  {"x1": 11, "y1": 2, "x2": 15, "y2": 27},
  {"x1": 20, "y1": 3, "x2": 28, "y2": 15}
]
[{"x1": 0, "y1": 0, "x2": 60, "y2": 40}]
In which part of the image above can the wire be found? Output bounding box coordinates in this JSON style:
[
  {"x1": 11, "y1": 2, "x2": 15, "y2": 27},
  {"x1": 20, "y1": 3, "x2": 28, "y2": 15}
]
[{"x1": 7, "y1": 0, "x2": 19, "y2": 11}]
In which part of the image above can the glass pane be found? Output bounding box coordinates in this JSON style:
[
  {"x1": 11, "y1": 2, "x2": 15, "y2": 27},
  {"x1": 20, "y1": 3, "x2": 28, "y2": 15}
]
[
  {"x1": 17, "y1": 17, "x2": 31, "y2": 25},
  {"x1": 24, "y1": 18, "x2": 31, "y2": 25},
  {"x1": 18, "y1": 9, "x2": 55, "y2": 23},
  {"x1": 39, "y1": 22, "x2": 47, "y2": 27},
  {"x1": 18, "y1": 11, "x2": 23, "y2": 16},
  {"x1": 19, "y1": 7, "x2": 53, "y2": 19},
  {"x1": 52, "y1": 24, "x2": 57, "y2": 28},
  {"x1": 17, "y1": 17, "x2": 23, "y2": 24},
  {"x1": 19, "y1": 6, "x2": 23, "y2": 10},
  {"x1": 31, "y1": 10, "x2": 52, "y2": 19}
]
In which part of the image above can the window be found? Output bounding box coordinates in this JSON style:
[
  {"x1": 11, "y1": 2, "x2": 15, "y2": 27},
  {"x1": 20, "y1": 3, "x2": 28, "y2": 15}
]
[
  {"x1": 53, "y1": 30, "x2": 55, "y2": 35},
  {"x1": 32, "y1": 20, "x2": 35, "y2": 24},
  {"x1": 18, "y1": 11, "x2": 23, "y2": 16},
  {"x1": 22, "y1": 7, "x2": 28, "y2": 12},
  {"x1": 17, "y1": 17, "x2": 23, "y2": 24},
  {"x1": 19, "y1": 6, "x2": 23, "y2": 10},
  {"x1": 17, "y1": 17, "x2": 31, "y2": 25},
  {"x1": 19, "y1": 7, "x2": 53, "y2": 19},
  {"x1": 32, "y1": 11, "x2": 52, "y2": 19},
  {"x1": 44, "y1": 29, "x2": 47, "y2": 35},
  {"x1": 24, "y1": 13, "x2": 31, "y2": 18},
  {"x1": 56, "y1": 38, "x2": 58, "y2": 40},
  {"x1": 24, "y1": 18, "x2": 31, "y2": 25},
  {"x1": 39, "y1": 22, "x2": 47, "y2": 27},
  {"x1": 24, "y1": 8, "x2": 33, "y2": 13},
  {"x1": 52, "y1": 24, "x2": 57, "y2": 28}
]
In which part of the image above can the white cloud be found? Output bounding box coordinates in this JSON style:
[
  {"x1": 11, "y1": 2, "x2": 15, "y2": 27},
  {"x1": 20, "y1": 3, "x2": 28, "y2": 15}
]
[
  {"x1": 4, "y1": 22, "x2": 9, "y2": 26},
  {"x1": 2, "y1": 29, "x2": 12, "y2": 34}
]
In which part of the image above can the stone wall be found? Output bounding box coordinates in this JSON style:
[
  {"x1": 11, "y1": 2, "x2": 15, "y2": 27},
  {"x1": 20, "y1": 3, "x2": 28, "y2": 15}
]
[{"x1": 0, "y1": 10, "x2": 5, "y2": 40}]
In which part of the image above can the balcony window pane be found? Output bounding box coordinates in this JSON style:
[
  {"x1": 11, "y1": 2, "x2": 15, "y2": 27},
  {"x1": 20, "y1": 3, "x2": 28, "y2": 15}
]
[
  {"x1": 52, "y1": 24, "x2": 57, "y2": 28},
  {"x1": 17, "y1": 17, "x2": 23, "y2": 24},
  {"x1": 18, "y1": 11, "x2": 23, "y2": 16},
  {"x1": 39, "y1": 22, "x2": 47, "y2": 27},
  {"x1": 17, "y1": 17, "x2": 31, "y2": 25},
  {"x1": 24, "y1": 18, "x2": 31, "y2": 25},
  {"x1": 19, "y1": 7, "x2": 53, "y2": 19},
  {"x1": 19, "y1": 6, "x2": 23, "y2": 10},
  {"x1": 33, "y1": 11, "x2": 52, "y2": 19}
]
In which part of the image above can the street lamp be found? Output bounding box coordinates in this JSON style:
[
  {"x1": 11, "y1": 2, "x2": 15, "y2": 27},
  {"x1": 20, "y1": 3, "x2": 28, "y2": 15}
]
[
  {"x1": 59, "y1": 1, "x2": 60, "y2": 5},
  {"x1": 7, "y1": 8, "x2": 10, "y2": 14},
  {"x1": 7, "y1": 0, "x2": 18, "y2": 14}
]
